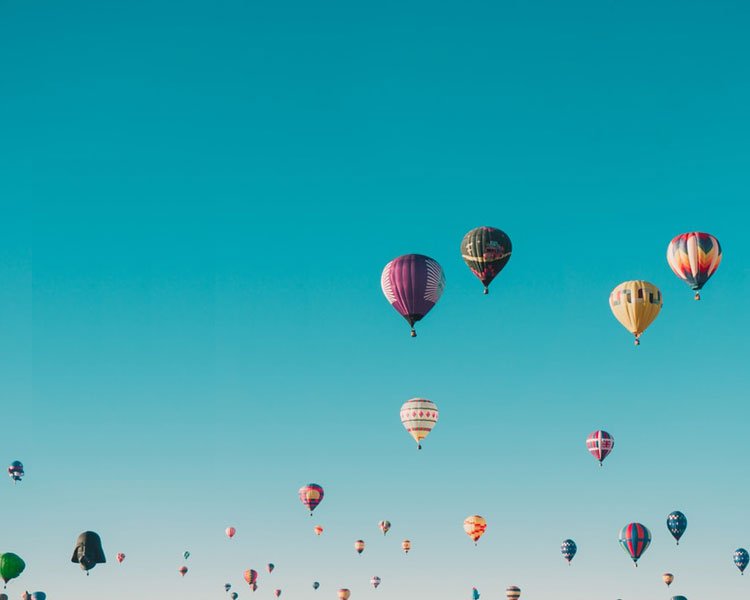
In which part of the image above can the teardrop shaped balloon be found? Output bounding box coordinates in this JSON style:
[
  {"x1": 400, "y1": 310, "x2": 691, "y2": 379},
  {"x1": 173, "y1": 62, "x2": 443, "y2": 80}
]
[
  {"x1": 381, "y1": 254, "x2": 445, "y2": 337},
  {"x1": 274, "y1": 589, "x2": 281, "y2": 598},
  {"x1": 618, "y1": 523, "x2": 651, "y2": 565},
  {"x1": 312, "y1": 581, "x2": 320, "y2": 590},
  {"x1": 463, "y1": 515, "x2": 487, "y2": 545},
  {"x1": 460, "y1": 226, "x2": 512, "y2": 294},
  {"x1": 30, "y1": 594, "x2": 45, "y2": 600},
  {"x1": 225, "y1": 583, "x2": 232, "y2": 592},
  {"x1": 586, "y1": 430, "x2": 614, "y2": 466},
  {"x1": 400, "y1": 398, "x2": 438, "y2": 450},
  {"x1": 667, "y1": 232, "x2": 722, "y2": 300},
  {"x1": 671, "y1": 597, "x2": 688, "y2": 600},
  {"x1": 609, "y1": 281, "x2": 663, "y2": 345},
  {"x1": 226, "y1": 527, "x2": 236, "y2": 539},
  {"x1": 231, "y1": 593, "x2": 238, "y2": 600},
  {"x1": 0, "y1": 553, "x2": 25, "y2": 584},
  {"x1": 666, "y1": 511, "x2": 687, "y2": 545},
  {"x1": 401, "y1": 539, "x2": 411, "y2": 554},
  {"x1": 298, "y1": 483, "x2": 324, "y2": 515},
  {"x1": 267, "y1": 563, "x2": 275, "y2": 573},
  {"x1": 244, "y1": 569, "x2": 259, "y2": 585},
  {"x1": 734, "y1": 548, "x2": 749, "y2": 574},
  {"x1": 354, "y1": 540, "x2": 365, "y2": 555},
  {"x1": 662, "y1": 573, "x2": 674, "y2": 587},
  {"x1": 378, "y1": 520, "x2": 391, "y2": 535},
  {"x1": 313, "y1": 525, "x2": 324, "y2": 536},
  {"x1": 472, "y1": 588, "x2": 480, "y2": 600},
  {"x1": 561, "y1": 539, "x2": 577, "y2": 564},
  {"x1": 7, "y1": 461, "x2": 24, "y2": 483},
  {"x1": 116, "y1": 553, "x2": 125, "y2": 564},
  {"x1": 183, "y1": 551, "x2": 190, "y2": 560},
  {"x1": 370, "y1": 576, "x2": 381, "y2": 589},
  {"x1": 178, "y1": 566, "x2": 188, "y2": 577},
  {"x1": 506, "y1": 586, "x2": 521, "y2": 600},
  {"x1": 337, "y1": 589, "x2": 351, "y2": 600}
]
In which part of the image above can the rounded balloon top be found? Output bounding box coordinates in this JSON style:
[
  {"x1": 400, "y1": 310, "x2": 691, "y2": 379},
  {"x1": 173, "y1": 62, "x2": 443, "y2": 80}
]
[
  {"x1": 671, "y1": 596, "x2": 688, "y2": 600},
  {"x1": 461, "y1": 226, "x2": 512, "y2": 293},
  {"x1": 609, "y1": 281, "x2": 663, "y2": 344},
  {"x1": 312, "y1": 581, "x2": 320, "y2": 589},
  {"x1": 561, "y1": 539, "x2": 577, "y2": 563},
  {"x1": 226, "y1": 526, "x2": 236, "y2": 538},
  {"x1": 662, "y1": 572, "x2": 674, "y2": 586},
  {"x1": 244, "y1": 569, "x2": 259, "y2": 585},
  {"x1": 402, "y1": 539, "x2": 411, "y2": 553},
  {"x1": 299, "y1": 483, "x2": 324, "y2": 514},
  {"x1": 667, "y1": 511, "x2": 687, "y2": 544},
  {"x1": 463, "y1": 515, "x2": 487, "y2": 545},
  {"x1": 7, "y1": 461, "x2": 24, "y2": 483},
  {"x1": 313, "y1": 525, "x2": 324, "y2": 536},
  {"x1": 586, "y1": 430, "x2": 614, "y2": 465},
  {"x1": 116, "y1": 553, "x2": 125, "y2": 564},
  {"x1": 178, "y1": 566, "x2": 188, "y2": 576},
  {"x1": 267, "y1": 562, "x2": 275, "y2": 573},
  {"x1": 734, "y1": 548, "x2": 749, "y2": 573},
  {"x1": 354, "y1": 540, "x2": 365, "y2": 554},
  {"x1": 505, "y1": 586, "x2": 521, "y2": 600},
  {"x1": 618, "y1": 523, "x2": 651, "y2": 565},
  {"x1": 370, "y1": 576, "x2": 381, "y2": 588},
  {"x1": 400, "y1": 398, "x2": 439, "y2": 450},
  {"x1": 378, "y1": 520, "x2": 391, "y2": 535},
  {"x1": 667, "y1": 232, "x2": 722, "y2": 299},
  {"x1": 381, "y1": 254, "x2": 445, "y2": 337},
  {"x1": 337, "y1": 589, "x2": 351, "y2": 600},
  {"x1": 230, "y1": 593, "x2": 238, "y2": 600}
]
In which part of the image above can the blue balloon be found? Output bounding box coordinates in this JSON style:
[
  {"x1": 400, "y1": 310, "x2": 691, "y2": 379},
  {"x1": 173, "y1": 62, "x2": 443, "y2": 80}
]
[
  {"x1": 472, "y1": 587, "x2": 480, "y2": 600},
  {"x1": 667, "y1": 511, "x2": 687, "y2": 545},
  {"x1": 561, "y1": 539, "x2": 577, "y2": 564},
  {"x1": 735, "y1": 548, "x2": 749, "y2": 574},
  {"x1": 31, "y1": 594, "x2": 47, "y2": 600}
]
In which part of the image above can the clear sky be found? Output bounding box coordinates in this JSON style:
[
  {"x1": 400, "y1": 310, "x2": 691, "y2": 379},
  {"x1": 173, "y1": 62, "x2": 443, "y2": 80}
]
[{"x1": 1, "y1": 0, "x2": 749, "y2": 598}]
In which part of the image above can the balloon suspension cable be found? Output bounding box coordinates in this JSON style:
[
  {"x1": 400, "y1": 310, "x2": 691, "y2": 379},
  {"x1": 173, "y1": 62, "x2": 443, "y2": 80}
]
[
  {"x1": 410, "y1": 328, "x2": 416, "y2": 337},
  {"x1": 634, "y1": 336, "x2": 640, "y2": 346},
  {"x1": 694, "y1": 292, "x2": 701, "y2": 300}
]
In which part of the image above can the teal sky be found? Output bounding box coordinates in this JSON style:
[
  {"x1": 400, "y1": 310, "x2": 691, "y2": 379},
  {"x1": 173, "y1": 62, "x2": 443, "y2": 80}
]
[{"x1": 2, "y1": 0, "x2": 749, "y2": 598}]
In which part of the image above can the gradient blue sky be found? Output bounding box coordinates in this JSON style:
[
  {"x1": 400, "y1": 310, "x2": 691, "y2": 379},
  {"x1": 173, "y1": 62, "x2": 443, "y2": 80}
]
[{"x1": 2, "y1": 0, "x2": 749, "y2": 598}]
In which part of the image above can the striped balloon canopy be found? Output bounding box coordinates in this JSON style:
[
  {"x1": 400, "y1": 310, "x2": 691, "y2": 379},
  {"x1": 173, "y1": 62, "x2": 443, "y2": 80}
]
[
  {"x1": 298, "y1": 483, "x2": 324, "y2": 515},
  {"x1": 505, "y1": 586, "x2": 521, "y2": 600},
  {"x1": 667, "y1": 232, "x2": 722, "y2": 300},
  {"x1": 354, "y1": 540, "x2": 365, "y2": 555},
  {"x1": 561, "y1": 539, "x2": 577, "y2": 564},
  {"x1": 381, "y1": 254, "x2": 445, "y2": 337},
  {"x1": 586, "y1": 430, "x2": 614, "y2": 466},
  {"x1": 463, "y1": 515, "x2": 487, "y2": 545},
  {"x1": 619, "y1": 523, "x2": 651, "y2": 566},
  {"x1": 378, "y1": 520, "x2": 391, "y2": 535},
  {"x1": 667, "y1": 511, "x2": 687, "y2": 545},
  {"x1": 244, "y1": 569, "x2": 258, "y2": 585},
  {"x1": 400, "y1": 398, "x2": 439, "y2": 450},
  {"x1": 734, "y1": 548, "x2": 749, "y2": 574},
  {"x1": 402, "y1": 539, "x2": 411, "y2": 553}
]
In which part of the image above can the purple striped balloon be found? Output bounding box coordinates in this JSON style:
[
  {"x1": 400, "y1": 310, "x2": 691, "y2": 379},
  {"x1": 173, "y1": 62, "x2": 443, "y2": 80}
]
[{"x1": 381, "y1": 254, "x2": 445, "y2": 337}]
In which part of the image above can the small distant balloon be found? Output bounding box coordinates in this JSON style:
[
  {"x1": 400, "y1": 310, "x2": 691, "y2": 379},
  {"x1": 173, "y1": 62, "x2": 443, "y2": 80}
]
[
  {"x1": 312, "y1": 581, "x2": 320, "y2": 590},
  {"x1": 71, "y1": 532, "x2": 106, "y2": 573},
  {"x1": 506, "y1": 586, "x2": 521, "y2": 600},
  {"x1": 183, "y1": 551, "x2": 190, "y2": 560},
  {"x1": 7, "y1": 461, "x2": 23, "y2": 483},
  {"x1": 463, "y1": 515, "x2": 487, "y2": 545},
  {"x1": 354, "y1": 540, "x2": 365, "y2": 555},
  {"x1": 662, "y1": 573, "x2": 674, "y2": 586},
  {"x1": 298, "y1": 484, "x2": 324, "y2": 515},
  {"x1": 378, "y1": 520, "x2": 391, "y2": 535},
  {"x1": 402, "y1": 540, "x2": 411, "y2": 554},
  {"x1": 274, "y1": 590, "x2": 281, "y2": 598},
  {"x1": 226, "y1": 527, "x2": 236, "y2": 539},
  {"x1": 586, "y1": 430, "x2": 614, "y2": 466},
  {"x1": 667, "y1": 511, "x2": 687, "y2": 545},
  {"x1": 116, "y1": 553, "x2": 125, "y2": 564},
  {"x1": 337, "y1": 589, "x2": 351, "y2": 600},
  {"x1": 244, "y1": 570, "x2": 259, "y2": 586},
  {"x1": 460, "y1": 226, "x2": 512, "y2": 294},
  {"x1": 619, "y1": 523, "x2": 651, "y2": 565},
  {"x1": 734, "y1": 548, "x2": 749, "y2": 574},
  {"x1": 267, "y1": 563, "x2": 274, "y2": 573},
  {"x1": 30, "y1": 594, "x2": 46, "y2": 600},
  {"x1": 314, "y1": 525, "x2": 324, "y2": 536},
  {"x1": 471, "y1": 587, "x2": 480, "y2": 600},
  {"x1": 370, "y1": 576, "x2": 381, "y2": 589},
  {"x1": 178, "y1": 566, "x2": 188, "y2": 577},
  {"x1": 561, "y1": 539, "x2": 577, "y2": 564},
  {"x1": 230, "y1": 593, "x2": 238, "y2": 600},
  {"x1": 225, "y1": 583, "x2": 232, "y2": 592}
]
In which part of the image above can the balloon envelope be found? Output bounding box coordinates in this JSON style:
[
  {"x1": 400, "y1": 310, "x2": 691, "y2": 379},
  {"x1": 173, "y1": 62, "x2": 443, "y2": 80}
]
[
  {"x1": 267, "y1": 563, "x2": 275, "y2": 573},
  {"x1": 354, "y1": 540, "x2": 365, "y2": 555},
  {"x1": 381, "y1": 254, "x2": 445, "y2": 336},
  {"x1": 244, "y1": 569, "x2": 259, "y2": 585},
  {"x1": 667, "y1": 511, "x2": 687, "y2": 544},
  {"x1": 314, "y1": 525, "x2": 324, "y2": 536},
  {"x1": 337, "y1": 590, "x2": 351, "y2": 600},
  {"x1": 460, "y1": 226, "x2": 512, "y2": 293},
  {"x1": 609, "y1": 281, "x2": 662, "y2": 344},
  {"x1": 370, "y1": 576, "x2": 381, "y2": 589},
  {"x1": 667, "y1": 232, "x2": 722, "y2": 299},
  {"x1": 561, "y1": 539, "x2": 577, "y2": 563},
  {"x1": 586, "y1": 430, "x2": 614, "y2": 465},
  {"x1": 663, "y1": 573, "x2": 674, "y2": 586},
  {"x1": 463, "y1": 515, "x2": 487, "y2": 544},
  {"x1": 734, "y1": 548, "x2": 749, "y2": 573},
  {"x1": 313, "y1": 581, "x2": 320, "y2": 589},
  {"x1": 0, "y1": 553, "x2": 24, "y2": 584},
  {"x1": 116, "y1": 553, "x2": 125, "y2": 564},
  {"x1": 226, "y1": 527, "x2": 236, "y2": 538},
  {"x1": 31, "y1": 594, "x2": 46, "y2": 600},
  {"x1": 178, "y1": 566, "x2": 188, "y2": 576},
  {"x1": 7, "y1": 461, "x2": 24, "y2": 482},
  {"x1": 402, "y1": 540, "x2": 411, "y2": 553},
  {"x1": 400, "y1": 398, "x2": 438, "y2": 450},
  {"x1": 378, "y1": 520, "x2": 391, "y2": 535},
  {"x1": 71, "y1": 531, "x2": 106, "y2": 572},
  {"x1": 619, "y1": 523, "x2": 651, "y2": 564},
  {"x1": 299, "y1": 484, "x2": 324, "y2": 514},
  {"x1": 506, "y1": 586, "x2": 521, "y2": 600}
]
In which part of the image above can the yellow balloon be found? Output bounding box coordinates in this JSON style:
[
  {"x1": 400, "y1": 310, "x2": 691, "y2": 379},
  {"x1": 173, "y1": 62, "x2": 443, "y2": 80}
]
[
  {"x1": 463, "y1": 515, "x2": 487, "y2": 544},
  {"x1": 609, "y1": 280, "x2": 662, "y2": 345}
]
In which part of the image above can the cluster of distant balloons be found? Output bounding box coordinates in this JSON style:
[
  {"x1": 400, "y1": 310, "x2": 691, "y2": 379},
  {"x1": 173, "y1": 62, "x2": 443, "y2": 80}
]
[{"x1": 381, "y1": 228, "x2": 722, "y2": 344}]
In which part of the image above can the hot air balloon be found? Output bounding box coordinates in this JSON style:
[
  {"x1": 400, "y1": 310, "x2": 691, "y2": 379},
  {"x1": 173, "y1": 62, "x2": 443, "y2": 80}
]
[
  {"x1": 337, "y1": 590, "x2": 351, "y2": 600},
  {"x1": 71, "y1": 532, "x2": 106, "y2": 574},
  {"x1": 463, "y1": 515, "x2": 487, "y2": 545},
  {"x1": 561, "y1": 539, "x2": 577, "y2": 564},
  {"x1": 225, "y1": 583, "x2": 232, "y2": 592},
  {"x1": 400, "y1": 398, "x2": 439, "y2": 450},
  {"x1": 354, "y1": 540, "x2": 365, "y2": 555},
  {"x1": 667, "y1": 232, "x2": 722, "y2": 300},
  {"x1": 402, "y1": 540, "x2": 411, "y2": 554},
  {"x1": 471, "y1": 587, "x2": 480, "y2": 600},
  {"x1": 460, "y1": 226, "x2": 512, "y2": 294},
  {"x1": 734, "y1": 548, "x2": 749, "y2": 574},
  {"x1": 586, "y1": 430, "x2": 614, "y2": 466},
  {"x1": 312, "y1": 581, "x2": 320, "y2": 590},
  {"x1": 609, "y1": 281, "x2": 662, "y2": 345},
  {"x1": 244, "y1": 570, "x2": 259, "y2": 586},
  {"x1": 0, "y1": 554, "x2": 24, "y2": 586},
  {"x1": 116, "y1": 553, "x2": 125, "y2": 564},
  {"x1": 30, "y1": 594, "x2": 45, "y2": 600},
  {"x1": 663, "y1": 573, "x2": 674, "y2": 586},
  {"x1": 667, "y1": 511, "x2": 687, "y2": 545},
  {"x1": 231, "y1": 593, "x2": 238, "y2": 600},
  {"x1": 671, "y1": 597, "x2": 688, "y2": 600},
  {"x1": 226, "y1": 527, "x2": 236, "y2": 539},
  {"x1": 371, "y1": 576, "x2": 381, "y2": 589},
  {"x1": 299, "y1": 484, "x2": 324, "y2": 515},
  {"x1": 506, "y1": 586, "x2": 521, "y2": 600},
  {"x1": 178, "y1": 566, "x2": 188, "y2": 577},
  {"x1": 619, "y1": 523, "x2": 651, "y2": 566},
  {"x1": 378, "y1": 520, "x2": 391, "y2": 535},
  {"x1": 20, "y1": 594, "x2": 29, "y2": 600},
  {"x1": 7, "y1": 461, "x2": 23, "y2": 483},
  {"x1": 183, "y1": 551, "x2": 190, "y2": 560},
  {"x1": 314, "y1": 525, "x2": 324, "y2": 536},
  {"x1": 251, "y1": 582, "x2": 258, "y2": 592},
  {"x1": 274, "y1": 590, "x2": 281, "y2": 598},
  {"x1": 381, "y1": 254, "x2": 445, "y2": 337},
  {"x1": 267, "y1": 563, "x2": 275, "y2": 573}
]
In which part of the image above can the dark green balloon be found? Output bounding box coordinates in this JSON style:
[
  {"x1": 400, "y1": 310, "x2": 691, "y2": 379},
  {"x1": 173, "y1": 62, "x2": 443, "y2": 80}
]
[{"x1": 0, "y1": 553, "x2": 26, "y2": 584}]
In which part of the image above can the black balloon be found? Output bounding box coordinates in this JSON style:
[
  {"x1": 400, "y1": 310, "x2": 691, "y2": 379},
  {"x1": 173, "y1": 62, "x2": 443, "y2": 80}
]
[{"x1": 71, "y1": 531, "x2": 106, "y2": 572}]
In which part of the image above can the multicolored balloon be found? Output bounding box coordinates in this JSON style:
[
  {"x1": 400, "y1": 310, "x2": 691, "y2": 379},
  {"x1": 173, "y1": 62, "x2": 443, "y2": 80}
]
[
  {"x1": 244, "y1": 569, "x2": 259, "y2": 586},
  {"x1": 561, "y1": 539, "x2": 577, "y2": 564},
  {"x1": 370, "y1": 576, "x2": 381, "y2": 589},
  {"x1": 178, "y1": 566, "x2": 188, "y2": 577},
  {"x1": 299, "y1": 483, "x2": 324, "y2": 515},
  {"x1": 402, "y1": 540, "x2": 411, "y2": 554},
  {"x1": 400, "y1": 398, "x2": 439, "y2": 450},
  {"x1": 734, "y1": 548, "x2": 749, "y2": 574},
  {"x1": 506, "y1": 586, "x2": 521, "y2": 600},
  {"x1": 667, "y1": 511, "x2": 687, "y2": 545},
  {"x1": 378, "y1": 520, "x2": 391, "y2": 535},
  {"x1": 381, "y1": 254, "x2": 445, "y2": 337},
  {"x1": 471, "y1": 587, "x2": 480, "y2": 600},
  {"x1": 619, "y1": 523, "x2": 651, "y2": 566},
  {"x1": 463, "y1": 515, "x2": 487, "y2": 545},
  {"x1": 116, "y1": 553, "x2": 125, "y2": 564},
  {"x1": 313, "y1": 525, "x2": 324, "y2": 536},
  {"x1": 354, "y1": 540, "x2": 365, "y2": 555},
  {"x1": 337, "y1": 589, "x2": 351, "y2": 600},
  {"x1": 609, "y1": 281, "x2": 663, "y2": 345},
  {"x1": 667, "y1": 232, "x2": 722, "y2": 300},
  {"x1": 586, "y1": 430, "x2": 614, "y2": 466},
  {"x1": 274, "y1": 589, "x2": 281, "y2": 598},
  {"x1": 226, "y1": 527, "x2": 236, "y2": 539},
  {"x1": 267, "y1": 563, "x2": 275, "y2": 573},
  {"x1": 663, "y1": 573, "x2": 674, "y2": 586},
  {"x1": 0, "y1": 553, "x2": 25, "y2": 585},
  {"x1": 461, "y1": 226, "x2": 512, "y2": 294},
  {"x1": 7, "y1": 461, "x2": 23, "y2": 483},
  {"x1": 30, "y1": 594, "x2": 45, "y2": 600}
]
